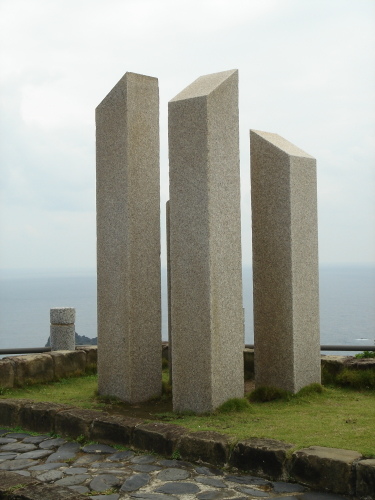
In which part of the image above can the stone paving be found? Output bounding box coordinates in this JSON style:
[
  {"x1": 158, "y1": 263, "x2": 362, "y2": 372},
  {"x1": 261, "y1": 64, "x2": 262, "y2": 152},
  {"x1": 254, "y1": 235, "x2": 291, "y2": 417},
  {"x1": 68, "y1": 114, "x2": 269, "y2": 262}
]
[{"x1": 0, "y1": 428, "x2": 350, "y2": 499}]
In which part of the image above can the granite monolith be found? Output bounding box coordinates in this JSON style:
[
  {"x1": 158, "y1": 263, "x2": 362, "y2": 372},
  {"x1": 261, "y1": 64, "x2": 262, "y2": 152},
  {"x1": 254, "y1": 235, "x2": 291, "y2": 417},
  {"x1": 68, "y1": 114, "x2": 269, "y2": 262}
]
[
  {"x1": 96, "y1": 72, "x2": 161, "y2": 402},
  {"x1": 169, "y1": 69, "x2": 244, "y2": 413},
  {"x1": 250, "y1": 130, "x2": 321, "y2": 393}
]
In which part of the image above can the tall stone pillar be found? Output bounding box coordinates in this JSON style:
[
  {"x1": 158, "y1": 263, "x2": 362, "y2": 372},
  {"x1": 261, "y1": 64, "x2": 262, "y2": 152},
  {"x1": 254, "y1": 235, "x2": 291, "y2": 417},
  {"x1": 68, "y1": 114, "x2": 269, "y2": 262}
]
[
  {"x1": 250, "y1": 130, "x2": 321, "y2": 393},
  {"x1": 169, "y1": 69, "x2": 244, "y2": 413},
  {"x1": 96, "y1": 72, "x2": 161, "y2": 403},
  {"x1": 166, "y1": 200, "x2": 173, "y2": 386}
]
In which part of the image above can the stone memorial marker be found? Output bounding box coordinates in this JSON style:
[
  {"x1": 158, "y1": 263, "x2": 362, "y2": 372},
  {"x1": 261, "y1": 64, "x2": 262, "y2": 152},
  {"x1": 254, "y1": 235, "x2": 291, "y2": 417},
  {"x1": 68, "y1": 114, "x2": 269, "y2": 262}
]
[
  {"x1": 96, "y1": 72, "x2": 161, "y2": 402},
  {"x1": 250, "y1": 129, "x2": 321, "y2": 393},
  {"x1": 168, "y1": 69, "x2": 244, "y2": 413}
]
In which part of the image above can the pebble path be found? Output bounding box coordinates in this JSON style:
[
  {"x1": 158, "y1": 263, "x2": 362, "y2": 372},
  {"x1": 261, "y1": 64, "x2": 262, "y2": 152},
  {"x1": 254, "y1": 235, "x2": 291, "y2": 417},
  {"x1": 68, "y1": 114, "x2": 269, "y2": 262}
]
[{"x1": 0, "y1": 429, "x2": 350, "y2": 500}]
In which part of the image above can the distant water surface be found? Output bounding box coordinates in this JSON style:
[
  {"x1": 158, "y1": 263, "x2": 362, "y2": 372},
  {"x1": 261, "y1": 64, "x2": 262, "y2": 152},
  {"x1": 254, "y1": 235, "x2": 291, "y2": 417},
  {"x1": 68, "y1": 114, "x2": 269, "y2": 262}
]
[{"x1": 0, "y1": 266, "x2": 374, "y2": 357}]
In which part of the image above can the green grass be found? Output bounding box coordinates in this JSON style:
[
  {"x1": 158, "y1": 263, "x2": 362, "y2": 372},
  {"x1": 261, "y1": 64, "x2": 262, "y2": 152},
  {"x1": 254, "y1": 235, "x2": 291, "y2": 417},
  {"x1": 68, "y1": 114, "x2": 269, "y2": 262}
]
[
  {"x1": 1, "y1": 374, "x2": 374, "y2": 457},
  {"x1": 0, "y1": 375, "x2": 99, "y2": 408}
]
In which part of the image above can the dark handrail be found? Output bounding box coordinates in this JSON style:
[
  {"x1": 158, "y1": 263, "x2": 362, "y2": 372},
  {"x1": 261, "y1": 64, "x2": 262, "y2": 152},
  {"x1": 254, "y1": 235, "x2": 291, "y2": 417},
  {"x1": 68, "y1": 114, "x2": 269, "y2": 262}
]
[
  {"x1": 1, "y1": 344, "x2": 374, "y2": 355},
  {"x1": 244, "y1": 344, "x2": 375, "y2": 351}
]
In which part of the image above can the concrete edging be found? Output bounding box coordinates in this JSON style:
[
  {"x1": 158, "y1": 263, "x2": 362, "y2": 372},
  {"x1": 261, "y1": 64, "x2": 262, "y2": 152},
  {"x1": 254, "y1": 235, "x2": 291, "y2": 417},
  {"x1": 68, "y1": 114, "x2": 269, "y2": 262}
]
[{"x1": 0, "y1": 398, "x2": 374, "y2": 498}]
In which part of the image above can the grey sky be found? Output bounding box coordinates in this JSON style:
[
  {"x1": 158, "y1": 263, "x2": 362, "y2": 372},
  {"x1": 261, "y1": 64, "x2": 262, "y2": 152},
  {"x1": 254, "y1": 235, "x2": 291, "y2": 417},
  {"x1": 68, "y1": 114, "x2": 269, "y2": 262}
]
[{"x1": 0, "y1": 0, "x2": 374, "y2": 271}]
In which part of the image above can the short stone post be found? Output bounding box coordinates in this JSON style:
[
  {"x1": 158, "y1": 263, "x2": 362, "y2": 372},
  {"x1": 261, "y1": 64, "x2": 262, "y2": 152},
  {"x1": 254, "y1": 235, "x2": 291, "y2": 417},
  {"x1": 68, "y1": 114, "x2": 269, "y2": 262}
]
[
  {"x1": 96, "y1": 72, "x2": 161, "y2": 403},
  {"x1": 250, "y1": 129, "x2": 321, "y2": 393},
  {"x1": 168, "y1": 69, "x2": 244, "y2": 413},
  {"x1": 50, "y1": 308, "x2": 76, "y2": 351}
]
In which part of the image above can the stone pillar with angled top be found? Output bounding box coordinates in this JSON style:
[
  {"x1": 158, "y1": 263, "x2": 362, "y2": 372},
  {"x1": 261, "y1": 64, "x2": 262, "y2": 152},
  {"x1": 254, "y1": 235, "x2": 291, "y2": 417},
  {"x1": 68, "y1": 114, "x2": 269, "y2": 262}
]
[
  {"x1": 250, "y1": 129, "x2": 321, "y2": 393},
  {"x1": 169, "y1": 69, "x2": 244, "y2": 413},
  {"x1": 96, "y1": 72, "x2": 161, "y2": 403}
]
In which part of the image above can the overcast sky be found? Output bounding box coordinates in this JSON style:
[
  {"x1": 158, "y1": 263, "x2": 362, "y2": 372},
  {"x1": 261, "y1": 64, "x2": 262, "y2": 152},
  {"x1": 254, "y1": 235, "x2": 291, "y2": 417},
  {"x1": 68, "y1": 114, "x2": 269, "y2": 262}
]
[{"x1": 0, "y1": 0, "x2": 374, "y2": 273}]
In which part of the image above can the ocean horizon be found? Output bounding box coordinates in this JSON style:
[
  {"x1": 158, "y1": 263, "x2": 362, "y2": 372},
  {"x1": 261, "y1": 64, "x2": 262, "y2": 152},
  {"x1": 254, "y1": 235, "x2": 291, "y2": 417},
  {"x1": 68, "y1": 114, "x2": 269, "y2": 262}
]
[{"x1": 0, "y1": 265, "x2": 374, "y2": 357}]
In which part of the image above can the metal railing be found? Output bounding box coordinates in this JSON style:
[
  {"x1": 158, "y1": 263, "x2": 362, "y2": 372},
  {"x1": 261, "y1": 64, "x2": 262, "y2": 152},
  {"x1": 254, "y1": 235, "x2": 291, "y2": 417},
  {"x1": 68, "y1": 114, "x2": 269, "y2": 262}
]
[
  {"x1": 244, "y1": 344, "x2": 375, "y2": 351},
  {"x1": 0, "y1": 344, "x2": 374, "y2": 356}
]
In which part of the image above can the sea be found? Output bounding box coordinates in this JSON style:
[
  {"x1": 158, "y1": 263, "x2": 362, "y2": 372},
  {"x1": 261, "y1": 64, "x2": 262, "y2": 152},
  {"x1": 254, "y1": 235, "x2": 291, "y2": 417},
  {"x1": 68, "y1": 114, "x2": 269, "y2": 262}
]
[{"x1": 0, "y1": 266, "x2": 374, "y2": 357}]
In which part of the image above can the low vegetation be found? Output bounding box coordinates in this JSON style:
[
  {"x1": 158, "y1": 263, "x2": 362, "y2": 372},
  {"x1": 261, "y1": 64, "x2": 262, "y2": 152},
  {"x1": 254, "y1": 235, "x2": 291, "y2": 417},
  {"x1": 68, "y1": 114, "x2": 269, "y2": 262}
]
[
  {"x1": 1, "y1": 370, "x2": 374, "y2": 458},
  {"x1": 355, "y1": 350, "x2": 375, "y2": 359}
]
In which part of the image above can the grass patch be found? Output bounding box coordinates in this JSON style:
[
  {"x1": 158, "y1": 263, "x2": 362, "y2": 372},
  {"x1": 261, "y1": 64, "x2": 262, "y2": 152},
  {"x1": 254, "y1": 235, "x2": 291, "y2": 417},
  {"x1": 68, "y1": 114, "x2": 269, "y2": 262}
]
[
  {"x1": 216, "y1": 398, "x2": 251, "y2": 413},
  {"x1": 1, "y1": 373, "x2": 374, "y2": 457},
  {"x1": 248, "y1": 386, "x2": 293, "y2": 402},
  {"x1": 336, "y1": 368, "x2": 375, "y2": 389}
]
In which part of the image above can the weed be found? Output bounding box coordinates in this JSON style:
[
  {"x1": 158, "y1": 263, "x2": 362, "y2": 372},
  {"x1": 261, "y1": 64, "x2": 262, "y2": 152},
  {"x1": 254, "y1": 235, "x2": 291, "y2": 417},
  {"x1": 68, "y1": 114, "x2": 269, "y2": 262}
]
[
  {"x1": 162, "y1": 357, "x2": 169, "y2": 369},
  {"x1": 5, "y1": 483, "x2": 27, "y2": 493},
  {"x1": 75, "y1": 434, "x2": 88, "y2": 445},
  {"x1": 113, "y1": 443, "x2": 130, "y2": 451},
  {"x1": 355, "y1": 351, "x2": 375, "y2": 359},
  {"x1": 171, "y1": 449, "x2": 181, "y2": 460},
  {"x1": 216, "y1": 398, "x2": 251, "y2": 413}
]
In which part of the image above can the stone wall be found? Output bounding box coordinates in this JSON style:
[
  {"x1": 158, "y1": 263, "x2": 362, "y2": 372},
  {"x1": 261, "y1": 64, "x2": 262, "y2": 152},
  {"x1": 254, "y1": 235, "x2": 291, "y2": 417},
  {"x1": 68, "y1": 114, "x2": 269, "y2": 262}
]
[
  {"x1": 0, "y1": 347, "x2": 97, "y2": 389},
  {"x1": 1, "y1": 346, "x2": 373, "y2": 390}
]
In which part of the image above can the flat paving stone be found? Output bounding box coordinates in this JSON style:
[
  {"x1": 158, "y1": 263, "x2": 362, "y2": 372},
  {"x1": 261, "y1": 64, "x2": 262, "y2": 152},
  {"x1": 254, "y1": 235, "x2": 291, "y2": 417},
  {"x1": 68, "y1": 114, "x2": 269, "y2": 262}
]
[
  {"x1": 54, "y1": 473, "x2": 91, "y2": 486},
  {"x1": 23, "y1": 435, "x2": 50, "y2": 444},
  {"x1": 46, "y1": 450, "x2": 76, "y2": 462},
  {"x1": 69, "y1": 485, "x2": 90, "y2": 494},
  {"x1": 157, "y1": 468, "x2": 190, "y2": 481},
  {"x1": 131, "y1": 494, "x2": 178, "y2": 500},
  {"x1": 64, "y1": 467, "x2": 88, "y2": 474},
  {"x1": 29, "y1": 462, "x2": 67, "y2": 470},
  {"x1": 109, "y1": 450, "x2": 135, "y2": 460},
  {"x1": 39, "y1": 438, "x2": 67, "y2": 449},
  {"x1": 0, "y1": 452, "x2": 18, "y2": 461},
  {"x1": 0, "y1": 458, "x2": 39, "y2": 470},
  {"x1": 132, "y1": 464, "x2": 162, "y2": 473},
  {"x1": 121, "y1": 473, "x2": 151, "y2": 492},
  {"x1": 197, "y1": 491, "x2": 237, "y2": 500},
  {"x1": 90, "y1": 473, "x2": 121, "y2": 492},
  {"x1": 93, "y1": 468, "x2": 128, "y2": 475},
  {"x1": 91, "y1": 462, "x2": 125, "y2": 469},
  {"x1": 236, "y1": 486, "x2": 271, "y2": 497},
  {"x1": 226, "y1": 474, "x2": 271, "y2": 486},
  {"x1": 90, "y1": 495, "x2": 120, "y2": 500},
  {"x1": 58, "y1": 442, "x2": 81, "y2": 452},
  {"x1": 36, "y1": 469, "x2": 64, "y2": 482},
  {"x1": 13, "y1": 469, "x2": 31, "y2": 476},
  {"x1": 0, "y1": 429, "x2": 10, "y2": 436},
  {"x1": 19, "y1": 449, "x2": 53, "y2": 459},
  {"x1": 0, "y1": 438, "x2": 17, "y2": 444},
  {"x1": 155, "y1": 481, "x2": 201, "y2": 494},
  {"x1": 6, "y1": 433, "x2": 31, "y2": 438},
  {"x1": 73, "y1": 453, "x2": 99, "y2": 465},
  {"x1": 0, "y1": 442, "x2": 36, "y2": 452},
  {"x1": 82, "y1": 443, "x2": 117, "y2": 454},
  {"x1": 130, "y1": 454, "x2": 157, "y2": 464},
  {"x1": 195, "y1": 476, "x2": 227, "y2": 488}
]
